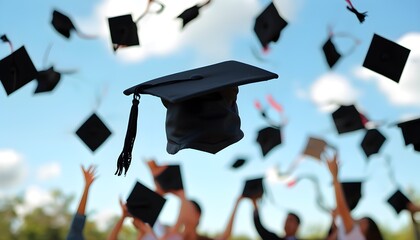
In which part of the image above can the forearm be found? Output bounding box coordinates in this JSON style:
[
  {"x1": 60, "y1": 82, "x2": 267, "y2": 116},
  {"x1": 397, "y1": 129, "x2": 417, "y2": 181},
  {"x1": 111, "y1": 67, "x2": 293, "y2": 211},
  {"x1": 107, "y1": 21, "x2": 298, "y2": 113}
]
[
  {"x1": 77, "y1": 185, "x2": 90, "y2": 215},
  {"x1": 332, "y1": 177, "x2": 353, "y2": 233},
  {"x1": 218, "y1": 202, "x2": 239, "y2": 240},
  {"x1": 107, "y1": 216, "x2": 125, "y2": 240}
]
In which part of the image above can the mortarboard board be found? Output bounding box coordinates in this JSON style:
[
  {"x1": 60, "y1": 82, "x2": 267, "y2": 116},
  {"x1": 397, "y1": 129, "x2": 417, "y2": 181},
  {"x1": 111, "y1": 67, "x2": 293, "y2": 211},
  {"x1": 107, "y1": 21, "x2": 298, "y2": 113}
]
[
  {"x1": 116, "y1": 60, "x2": 278, "y2": 176},
  {"x1": 396, "y1": 117, "x2": 420, "y2": 151},
  {"x1": 108, "y1": 14, "x2": 140, "y2": 51},
  {"x1": 342, "y1": 181, "x2": 362, "y2": 211},
  {"x1": 177, "y1": 0, "x2": 211, "y2": 29},
  {"x1": 0, "y1": 46, "x2": 37, "y2": 96},
  {"x1": 231, "y1": 158, "x2": 247, "y2": 169},
  {"x1": 363, "y1": 34, "x2": 411, "y2": 83},
  {"x1": 75, "y1": 113, "x2": 112, "y2": 152},
  {"x1": 387, "y1": 189, "x2": 411, "y2": 214},
  {"x1": 34, "y1": 67, "x2": 61, "y2": 94},
  {"x1": 126, "y1": 181, "x2": 166, "y2": 226},
  {"x1": 242, "y1": 177, "x2": 264, "y2": 199},
  {"x1": 302, "y1": 137, "x2": 328, "y2": 160},
  {"x1": 322, "y1": 37, "x2": 342, "y2": 68},
  {"x1": 256, "y1": 126, "x2": 281, "y2": 157},
  {"x1": 360, "y1": 129, "x2": 386, "y2": 158},
  {"x1": 332, "y1": 105, "x2": 365, "y2": 134},
  {"x1": 154, "y1": 165, "x2": 184, "y2": 192},
  {"x1": 254, "y1": 2, "x2": 288, "y2": 50}
]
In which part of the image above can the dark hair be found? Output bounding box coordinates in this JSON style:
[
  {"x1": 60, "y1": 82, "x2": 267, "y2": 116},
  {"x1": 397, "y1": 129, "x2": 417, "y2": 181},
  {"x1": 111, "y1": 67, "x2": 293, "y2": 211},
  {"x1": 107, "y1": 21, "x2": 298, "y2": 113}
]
[
  {"x1": 190, "y1": 199, "x2": 202, "y2": 215},
  {"x1": 288, "y1": 212, "x2": 301, "y2": 225},
  {"x1": 365, "y1": 217, "x2": 383, "y2": 240}
]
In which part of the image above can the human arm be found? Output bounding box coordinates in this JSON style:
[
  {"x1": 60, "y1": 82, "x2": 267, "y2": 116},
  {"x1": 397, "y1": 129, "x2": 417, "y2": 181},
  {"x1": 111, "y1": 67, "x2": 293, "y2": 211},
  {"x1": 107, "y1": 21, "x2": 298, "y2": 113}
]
[
  {"x1": 216, "y1": 196, "x2": 244, "y2": 240},
  {"x1": 251, "y1": 199, "x2": 282, "y2": 240},
  {"x1": 107, "y1": 199, "x2": 130, "y2": 240},
  {"x1": 326, "y1": 154, "x2": 355, "y2": 234}
]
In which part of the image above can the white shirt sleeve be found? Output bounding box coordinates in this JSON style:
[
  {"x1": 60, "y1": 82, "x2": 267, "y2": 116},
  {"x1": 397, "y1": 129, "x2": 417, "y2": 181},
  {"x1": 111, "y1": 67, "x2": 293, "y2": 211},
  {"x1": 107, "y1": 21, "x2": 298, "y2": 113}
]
[{"x1": 335, "y1": 216, "x2": 366, "y2": 240}]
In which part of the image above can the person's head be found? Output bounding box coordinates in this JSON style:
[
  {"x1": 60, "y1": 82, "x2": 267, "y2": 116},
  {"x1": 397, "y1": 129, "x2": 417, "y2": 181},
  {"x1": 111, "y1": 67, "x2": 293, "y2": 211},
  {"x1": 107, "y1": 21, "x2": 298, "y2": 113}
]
[
  {"x1": 284, "y1": 212, "x2": 300, "y2": 236},
  {"x1": 358, "y1": 217, "x2": 383, "y2": 240}
]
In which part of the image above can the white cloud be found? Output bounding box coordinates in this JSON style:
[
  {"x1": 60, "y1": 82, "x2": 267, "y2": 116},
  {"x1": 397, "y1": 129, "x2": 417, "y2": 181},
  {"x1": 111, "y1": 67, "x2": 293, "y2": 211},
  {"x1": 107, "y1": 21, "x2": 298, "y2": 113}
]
[
  {"x1": 354, "y1": 32, "x2": 420, "y2": 106},
  {"x1": 80, "y1": 0, "x2": 301, "y2": 62},
  {"x1": 0, "y1": 149, "x2": 27, "y2": 189},
  {"x1": 36, "y1": 162, "x2": 61, "y2": 181},
  {"x1": 91, "y1": 209, "x2": 118, "y2": 231},
  {"x1": 309, "y1": 73, "x2": 359, "y2": 112},
  {"x1": 14, "y1": 185, "x2": 55, "y2": 217}
]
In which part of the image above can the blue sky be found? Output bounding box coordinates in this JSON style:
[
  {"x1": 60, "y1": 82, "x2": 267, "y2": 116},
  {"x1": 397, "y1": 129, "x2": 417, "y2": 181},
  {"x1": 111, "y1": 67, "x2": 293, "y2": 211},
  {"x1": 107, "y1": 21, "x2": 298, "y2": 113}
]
[{"x1": 1, "y1": 0, "x2": 420, "y2": 238}]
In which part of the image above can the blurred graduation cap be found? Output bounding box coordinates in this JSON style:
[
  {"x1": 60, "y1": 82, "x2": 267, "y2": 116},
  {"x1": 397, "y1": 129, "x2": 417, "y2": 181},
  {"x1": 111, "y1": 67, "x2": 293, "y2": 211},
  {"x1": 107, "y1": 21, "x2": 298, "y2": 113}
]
[
  {"x1": 242, "y1": 177, "x2": 264, "y2": 199},
  {"x1": 345, "y1": 0, "x2": 367, "y2": 23},
  {"x1": 108, "y1": 14, "x2": 140, "y2": 51},
  {"x1": 75, "y1": 113, "x2": 112, "y2": 152},
  {"x1": 387, "y1": 189, "x2": 411, "y2": 214},
  {"x1": 0, "y1": 46, "x2": 37, "y2": 96},
  {"x1": 302, "y1": 137, "x2": 328, "y2": 160},
  {"x1": 363, "y1": 34, "x2": 411, "y2": 83},
  {"x1": 342, "y1": 181, "x2": 362, "y2": 211},
  {"x1": 116, "y1": 60, "x2": 278, "y2": 176},
  {"x1": 154, "y1": 165, "x2": 184, "y2": 192},
  {"x1": 51, "y1": 9, "x2": 95, "y2": 39},
  {"x1": 396, "y1": 117, "x2": 420, "y2": 152},
  {"x1": 1, "y1": 34, "x2": 13, "y2": 52},
  {"x1": 360, "y1": 129, "x2": 386, "y2": 158},
  {"x1": 332, "y1": 105, "x2": 365, "y2": 134},
  {"x1": 254, "y1": 2, "x2": 288, "y2": 51},
  {"x1": 256, "y1": 126, "x2": 282, "y2": 157},
  {"x1": 231, "y1": 157, "x2": 247, "y2": 169},
  {"x1": 322, "y1": 37, "x2": 341, "y2": 68},
  {"x1": 177, "y1": 0, "x2": 211, "y2": 29},
  {"x1": 126, "y1": 181, "x2": 166, "y2": 226}
]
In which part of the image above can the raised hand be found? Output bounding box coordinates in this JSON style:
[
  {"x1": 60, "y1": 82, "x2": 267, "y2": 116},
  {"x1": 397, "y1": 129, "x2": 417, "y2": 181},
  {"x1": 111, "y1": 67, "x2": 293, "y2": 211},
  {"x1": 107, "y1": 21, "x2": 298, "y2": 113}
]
[{"x1": 81, "y1": 165, "x2": 98, "y2": 187}]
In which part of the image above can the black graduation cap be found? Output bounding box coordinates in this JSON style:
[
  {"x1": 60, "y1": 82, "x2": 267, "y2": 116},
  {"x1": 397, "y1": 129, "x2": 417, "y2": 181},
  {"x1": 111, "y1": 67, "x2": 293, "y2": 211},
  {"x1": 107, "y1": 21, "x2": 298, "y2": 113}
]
[
  {"x1": 108, "y1": 14, "x2": 140, "y2": 51},
  {"x1": 0, "y1": 46, "x2": 37, "y2": 96},
  {"x1": 75, "y1": 113, "x2": 112, "y2": 152},
  {"x1": 342, "y1": 181, "x2": 362, "y2": 211},
  {"x1": 126, "y1": 181, "x2": 166, "y2": 226},
  {"x1": 154, "y1": 165, "x2": 184, "y2": 192},
  {"x1": 34, "y1": 67, "x2": 61, "y2": 94},
  {"x1": 177, "y1": 0, "x2": 211, "y2": 29},
  {"x1": 363, "y1": 34, "x2": 411, "y2": 83},
  {"x1": 322, "y1": 37, "x2": 342, "y2": 68},
  {"x1": 115, "y1": 60, "x2": 278, "y2": 176},
  {"x1": 345, "y1": 0, "x2": 368, "y2": 23},
  {"x1": 254, "y1": 2, "x2": 288, "y2": 49},
  {"x1": 332, "y1": 105, "x2": 365, "y2": 134},
  {"x1": 360, "y1": 129, "x2": 386, "y2": 158},
  {"x1": 231, "y1": 158, "x2": 247, "y2": 169},
  {"x1": 387, "y1": 189, "x2": 411, "y2": 214},
  {"x1": 242, "y1": 177, "x2": 264, "y2": 199},
  {"x1": 302, "y1": 137, "x2": 328, "y2": 160},
  {"x1": 396, "y1": 117, "x2": 420, "y2": 152},
  {"x1": 256, "y1": 126, "x2": 281, "y2": 157},
  {"x1": 51, "y1": 9, "x2": 94, "y2": 39}
]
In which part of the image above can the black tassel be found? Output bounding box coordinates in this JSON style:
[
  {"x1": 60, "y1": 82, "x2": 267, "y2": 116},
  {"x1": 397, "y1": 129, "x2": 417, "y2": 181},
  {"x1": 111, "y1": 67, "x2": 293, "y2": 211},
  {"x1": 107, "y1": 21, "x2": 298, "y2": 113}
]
[
  {"x1": 346, "y1": 6, "x2": 367, "y2": 23},
  {"x1": 115, "y1": 94, "x2": 140, "y2": 176}
]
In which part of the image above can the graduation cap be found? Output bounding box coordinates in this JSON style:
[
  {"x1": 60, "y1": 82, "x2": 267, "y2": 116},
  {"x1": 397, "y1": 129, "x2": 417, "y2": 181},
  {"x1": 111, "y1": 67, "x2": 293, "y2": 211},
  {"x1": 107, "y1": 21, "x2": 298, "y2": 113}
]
[
  {"x1": 242, "y1": 177, "x2": 264, "y2": 199},
  {"x1": 254, "y1": 2, "x2": 288, "y2": 50},
  {"x1": 256, "y1": 126, "x2": 281, "y2": 157},
  {"x1": 154, "y1": 165, "x2": 184, "y2": 192},
  {"x1": 75, "y1": 113, "x2": 112, "y2": 152},
  {"x1": 322, "y1": 37, "x2": 342, "y2": 68},
  {"x1": 34, "y1": 67, "x2": 61, "y2": 94},
  {"x1": 345, "y1": 0, "x2": 367, "y2": 23},
  {"x1": 0, "y1": 46, "x2": 37, "y2": 96},
  {"x1": 231, "y1": 158, "x2": 247, "y2": 169},
  {"x1": 342, "y1": 181, "x2": 362, "y2": 211},
  {"x1": 302, "y1": 137, "x2": 328, "y2": 160},
  {"x1": 387, "y1": 189, "x2": 411, "y2": 214},
  {"x1": 1, "y1": 34, "x2": 13, "y2": 52},
  {"x1": 108, "y1": 14, "x2": 140, "y2": 51},
  {"x1": 115, "y1": 60, "x2": 278, "y2": 176},
  {"x1": 126, "y1": 181, "x2": 166, "y2": 226},
  {"x1": 360, "y1": 129, "x2": 386, "y2": 158},
  {"x1": 332, "y1": 105, "x2": 365, "y2": 134},
  {"x1": 396, "y1": 117, "x2": 420, "y2": 151},
  {"x1": 363, "y1": 34, "x2": 411, "y2": 83},
  {"x1": 177, "y1": 0, "x2": 211, "y2": 29},
  {"x1": 51, "y1": 9, "x2": 95, "y2": 39}
]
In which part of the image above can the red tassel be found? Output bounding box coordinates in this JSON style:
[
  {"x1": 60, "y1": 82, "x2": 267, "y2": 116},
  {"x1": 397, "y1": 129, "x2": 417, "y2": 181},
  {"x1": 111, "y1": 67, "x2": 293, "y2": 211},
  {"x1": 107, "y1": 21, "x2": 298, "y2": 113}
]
[{"x1": 266, "y1": 94, "x2": 283, "y2": 112}]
